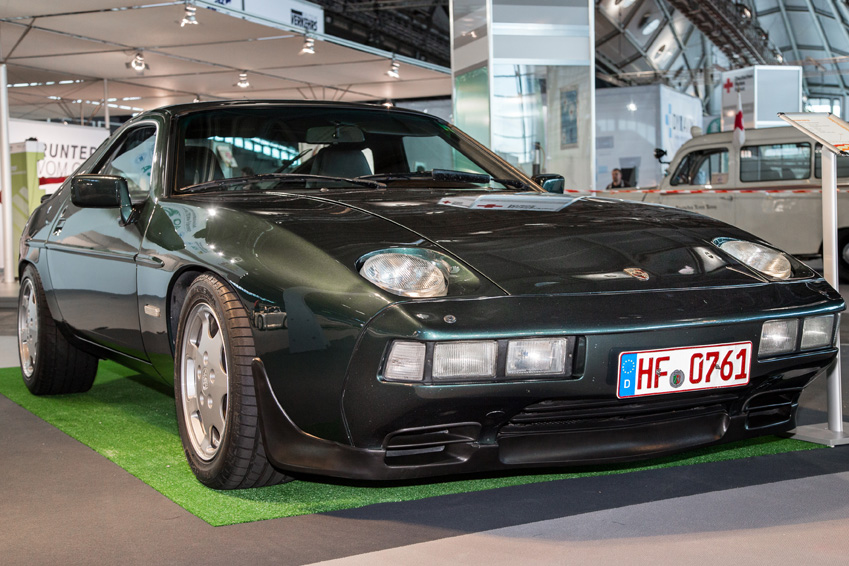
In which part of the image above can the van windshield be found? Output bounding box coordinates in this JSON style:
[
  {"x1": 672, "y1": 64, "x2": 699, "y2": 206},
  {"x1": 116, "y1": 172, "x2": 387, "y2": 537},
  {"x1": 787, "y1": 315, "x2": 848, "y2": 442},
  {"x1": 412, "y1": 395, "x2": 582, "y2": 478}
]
[{"x1": 670, "y1": 148, "x2": 729, "y2": 186}]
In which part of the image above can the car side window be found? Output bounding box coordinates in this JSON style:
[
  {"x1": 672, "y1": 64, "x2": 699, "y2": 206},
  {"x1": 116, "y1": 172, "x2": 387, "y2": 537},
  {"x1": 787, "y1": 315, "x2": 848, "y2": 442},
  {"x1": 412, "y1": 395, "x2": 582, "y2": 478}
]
[
  {"x1": 670, "y1": 148, "x2": 728, "y2": 186},
  {"x1": 96, "y1": 125, "x2": 157, "y2": 200},
  {"x1": 740, "y1": 142, "x2": 810, "y2": 182}
]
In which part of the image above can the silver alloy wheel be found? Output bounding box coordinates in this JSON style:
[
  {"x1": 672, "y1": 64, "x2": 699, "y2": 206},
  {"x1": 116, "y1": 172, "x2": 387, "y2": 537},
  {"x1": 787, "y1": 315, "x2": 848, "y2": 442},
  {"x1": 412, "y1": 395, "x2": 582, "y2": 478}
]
[
  {"x1": 18, "y1": 278, "x2": 38, "y2": 378},
  {"x1": 180, "y1": 302, "x2": 229, "y2": 461}
]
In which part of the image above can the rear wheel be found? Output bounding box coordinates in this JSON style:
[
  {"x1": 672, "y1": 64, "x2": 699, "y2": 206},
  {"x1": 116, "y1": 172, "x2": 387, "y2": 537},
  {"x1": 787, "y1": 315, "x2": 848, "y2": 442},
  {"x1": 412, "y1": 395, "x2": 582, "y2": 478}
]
[
  {"x1": 18, "y1": 265, "x2": 98, "y2": 395},
  {"x1": 174, "y1": 273, "x2": 290, "y2": 489}
]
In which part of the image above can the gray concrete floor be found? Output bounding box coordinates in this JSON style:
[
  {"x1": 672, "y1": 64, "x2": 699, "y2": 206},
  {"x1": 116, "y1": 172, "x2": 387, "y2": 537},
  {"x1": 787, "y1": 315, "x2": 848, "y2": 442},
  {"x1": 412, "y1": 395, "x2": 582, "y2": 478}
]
[{"x1": 3, "y1": 281, "x2": 849, "y2": 565}]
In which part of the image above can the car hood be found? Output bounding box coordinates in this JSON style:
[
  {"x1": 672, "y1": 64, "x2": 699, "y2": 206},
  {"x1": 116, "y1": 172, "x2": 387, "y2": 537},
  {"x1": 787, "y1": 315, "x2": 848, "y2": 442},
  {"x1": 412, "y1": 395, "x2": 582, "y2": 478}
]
[{"x1": 316, "y1": 189, "x2": 792, "y2": 295}]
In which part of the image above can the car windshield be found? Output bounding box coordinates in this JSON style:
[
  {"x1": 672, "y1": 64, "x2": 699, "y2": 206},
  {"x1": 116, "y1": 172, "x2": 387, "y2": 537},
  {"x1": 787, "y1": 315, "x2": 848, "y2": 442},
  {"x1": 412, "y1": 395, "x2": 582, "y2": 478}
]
[{"x1": 175, "y1": 106, "x2": 532, "y2": 192}]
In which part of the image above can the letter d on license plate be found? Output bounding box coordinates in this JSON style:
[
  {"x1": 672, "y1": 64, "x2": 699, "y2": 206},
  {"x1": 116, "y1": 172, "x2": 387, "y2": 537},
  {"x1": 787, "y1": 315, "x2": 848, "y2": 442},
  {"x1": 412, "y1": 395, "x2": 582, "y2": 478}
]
[{"x1": 617, "y1": 341, "x2": 751, "y2": 399}]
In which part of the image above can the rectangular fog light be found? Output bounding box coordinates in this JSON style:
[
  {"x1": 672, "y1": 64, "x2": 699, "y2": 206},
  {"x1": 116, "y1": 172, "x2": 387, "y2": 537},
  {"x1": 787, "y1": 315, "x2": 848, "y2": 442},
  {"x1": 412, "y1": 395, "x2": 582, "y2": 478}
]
[
  {"x1": 384, "y1": 341, "x2": 426, "y2": 382},
  {"x1": 433, "y1": 341, "x2": 497, "y2": 381},
  {"x1": 506, "y1": 338, "x2": 568, "y2": 376},
  {"x1": 759, "y1": 319, "x2": 799, "y2": 358},
  {"x1": 801, "y1": 315, "x2": 835, "y2": 350}
]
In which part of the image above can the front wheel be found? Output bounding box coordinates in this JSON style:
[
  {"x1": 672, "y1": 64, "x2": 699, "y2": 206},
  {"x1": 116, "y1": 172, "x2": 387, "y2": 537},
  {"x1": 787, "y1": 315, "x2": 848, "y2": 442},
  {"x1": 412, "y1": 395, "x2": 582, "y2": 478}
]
[{"x1": 174, "y1": 273, "x2": 290, "y2": 489}]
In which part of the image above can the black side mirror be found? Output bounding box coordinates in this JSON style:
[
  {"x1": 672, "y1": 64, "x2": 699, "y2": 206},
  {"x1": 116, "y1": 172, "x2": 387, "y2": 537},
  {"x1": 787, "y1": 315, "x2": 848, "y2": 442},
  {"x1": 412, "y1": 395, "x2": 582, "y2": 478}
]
[
  {"x1": 654, "y1": 148, "x2": 669, "y2": 163},
  {"x1": 532, "y1": 173, "x2": 565, "y2": 194},
  {"x1": 71, "y1": 175, "x2": 137, "y2": 225}
]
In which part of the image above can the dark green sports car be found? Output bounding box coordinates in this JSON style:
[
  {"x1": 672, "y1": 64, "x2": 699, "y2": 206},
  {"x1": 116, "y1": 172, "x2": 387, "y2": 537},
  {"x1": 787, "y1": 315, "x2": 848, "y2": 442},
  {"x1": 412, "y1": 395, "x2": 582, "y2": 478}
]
[{"x1": 17, "y1": 101, "x2": 844, "y2": 489}]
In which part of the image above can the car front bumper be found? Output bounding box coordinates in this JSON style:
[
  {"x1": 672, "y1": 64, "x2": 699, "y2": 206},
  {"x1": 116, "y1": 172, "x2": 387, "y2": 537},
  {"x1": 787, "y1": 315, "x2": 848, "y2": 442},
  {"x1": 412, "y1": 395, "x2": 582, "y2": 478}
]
[{"x1": 253, "y1": 280, "x2": 844, "y2": 481}]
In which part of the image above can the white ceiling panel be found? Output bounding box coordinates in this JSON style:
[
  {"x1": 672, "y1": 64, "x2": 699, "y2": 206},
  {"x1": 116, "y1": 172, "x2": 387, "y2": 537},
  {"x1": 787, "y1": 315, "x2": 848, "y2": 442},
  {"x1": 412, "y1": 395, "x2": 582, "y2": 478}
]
[
  {"x1": 0, "y1": 1, "x2": 141, "y2": 18},
  {"x1": 0, "y1": 1, "x2": 450, "y2": 120},
  {"x1": 35, "y1": 5, "x2": 279, "y2": 49}
]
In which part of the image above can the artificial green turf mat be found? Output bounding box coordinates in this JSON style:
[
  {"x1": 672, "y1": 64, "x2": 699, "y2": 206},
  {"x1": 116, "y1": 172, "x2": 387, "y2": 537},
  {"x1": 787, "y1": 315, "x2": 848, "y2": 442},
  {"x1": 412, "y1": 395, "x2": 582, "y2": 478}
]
[{"x1": 0, "y1": 361, "x2": 823, "y2": 526}]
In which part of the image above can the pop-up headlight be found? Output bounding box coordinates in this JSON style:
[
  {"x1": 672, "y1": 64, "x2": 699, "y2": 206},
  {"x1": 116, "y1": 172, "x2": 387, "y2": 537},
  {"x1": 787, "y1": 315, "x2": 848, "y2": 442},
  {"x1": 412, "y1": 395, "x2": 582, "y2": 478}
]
[
  {"x1": 359, "y1": 250, "x2": 448, "y2": 297},
  {"x1": 715, "y1": 239, "x2": 792, "y2": 280}
]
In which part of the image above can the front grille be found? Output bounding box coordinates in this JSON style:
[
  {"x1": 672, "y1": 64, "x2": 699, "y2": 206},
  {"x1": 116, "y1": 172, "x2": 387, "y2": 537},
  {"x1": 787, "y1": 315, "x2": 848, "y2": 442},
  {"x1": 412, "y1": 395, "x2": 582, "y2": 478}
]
[{"x1": 500, "y1": 394, "x2": 739, "y2": 436}]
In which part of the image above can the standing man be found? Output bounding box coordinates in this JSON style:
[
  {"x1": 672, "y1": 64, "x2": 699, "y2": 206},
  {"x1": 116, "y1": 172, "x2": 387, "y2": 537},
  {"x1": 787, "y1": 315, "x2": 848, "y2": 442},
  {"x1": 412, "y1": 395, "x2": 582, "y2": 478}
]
[{"x1": 606, "y1": 168, "x2": 629, "y2": 190}]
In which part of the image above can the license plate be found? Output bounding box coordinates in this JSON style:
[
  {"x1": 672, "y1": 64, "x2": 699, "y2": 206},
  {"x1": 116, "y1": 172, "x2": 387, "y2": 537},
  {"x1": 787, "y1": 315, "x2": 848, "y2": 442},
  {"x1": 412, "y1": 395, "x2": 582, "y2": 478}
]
[{"x1": 617, "y1": 341, "x2": 751, "y2": 399}]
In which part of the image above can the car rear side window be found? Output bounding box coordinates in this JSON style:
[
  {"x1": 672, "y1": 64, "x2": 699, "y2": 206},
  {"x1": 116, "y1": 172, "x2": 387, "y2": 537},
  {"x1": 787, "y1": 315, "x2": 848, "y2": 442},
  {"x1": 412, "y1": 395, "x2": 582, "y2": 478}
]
[
  {"x1": 670, "y1": 148, "x2": 729, "y2": 186},
  {"x1": 96, "y1": 125, "x2": 157, "y2": 200},
  {"x1": 740, "y1": 142, "x2": 810, "y2": 182}
]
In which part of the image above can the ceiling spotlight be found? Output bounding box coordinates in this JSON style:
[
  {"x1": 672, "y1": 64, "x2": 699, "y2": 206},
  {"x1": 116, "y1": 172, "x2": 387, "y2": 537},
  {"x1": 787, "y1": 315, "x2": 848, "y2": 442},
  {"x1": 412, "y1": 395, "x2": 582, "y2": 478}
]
[
  {"x1": 126, "y1": 52, "x2": 148, "y2": 74},
  {"x1": 382, "y1": 99, "x2": 394, "y2": 108},
  {"x1": 299, "y1": 36, "x2": 315, "y2": 56},
  {"x1": 626, "y1": 101, "x2": 637, "y2": 112},
  {"x1": 386, "y1": 56, "x2": 400, "y2": 79},
  {"x1": 736, "y1": 2, "x2": 752, "y2": 21},
  {"x1": 775, "y1": 50, "x2": 784, "y2": 63},
  {"x1": 235, "y1": 71, "x2": 250, "y2": 88},
  {"x1": 180, "y1": 2, "x2": 198, "y2": 27},
  {"x1": 193, "y1": 94, "x2": 201, "y2": 103}
]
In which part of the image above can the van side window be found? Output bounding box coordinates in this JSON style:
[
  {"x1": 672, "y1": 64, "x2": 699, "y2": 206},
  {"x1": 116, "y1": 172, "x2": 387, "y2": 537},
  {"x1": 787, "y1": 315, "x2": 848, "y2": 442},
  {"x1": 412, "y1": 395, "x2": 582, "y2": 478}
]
[
  {"x1": 670, "y1": 148, "x2": 729, "y2": 186},
  {"x1": 740, "y1": 143, "x2": 810, "y2": 182},
  {"x1": 814, "y1": 144, "x2": 849, "y2": 178}
]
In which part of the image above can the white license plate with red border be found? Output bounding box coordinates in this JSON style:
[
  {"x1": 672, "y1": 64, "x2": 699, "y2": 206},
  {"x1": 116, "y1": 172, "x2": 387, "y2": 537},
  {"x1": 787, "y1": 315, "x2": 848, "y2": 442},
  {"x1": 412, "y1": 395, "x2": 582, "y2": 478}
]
[{"x1": 617, "y1": 341, "x2": 752, "y2": 399}]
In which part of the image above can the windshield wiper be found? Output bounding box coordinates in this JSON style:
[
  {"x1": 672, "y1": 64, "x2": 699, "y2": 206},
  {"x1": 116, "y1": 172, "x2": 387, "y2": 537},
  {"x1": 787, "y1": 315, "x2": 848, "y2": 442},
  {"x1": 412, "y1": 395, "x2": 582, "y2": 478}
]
[
  {"x1": 359, "y1": 169, "x2": 531, "y2": 189},
  {"x1": 184, "y1": 173, "x2": 386, "y2": 193}
]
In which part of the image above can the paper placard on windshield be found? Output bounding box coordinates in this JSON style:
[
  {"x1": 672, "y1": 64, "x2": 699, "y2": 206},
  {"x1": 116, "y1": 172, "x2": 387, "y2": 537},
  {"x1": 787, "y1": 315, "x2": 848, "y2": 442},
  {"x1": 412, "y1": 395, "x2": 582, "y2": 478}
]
[
  {"x1": 439, "y1": 194, "x2": 581, "y2": 212},
  {"x1": 778, "y1": 112, "x2": 849, "y2": 156}
]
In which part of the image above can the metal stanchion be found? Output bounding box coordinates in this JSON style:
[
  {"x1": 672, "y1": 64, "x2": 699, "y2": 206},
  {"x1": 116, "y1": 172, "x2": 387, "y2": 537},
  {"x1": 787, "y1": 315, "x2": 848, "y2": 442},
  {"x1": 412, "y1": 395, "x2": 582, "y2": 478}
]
[{"x1": 788, "y1": 143, "x2": 849, "y2": 445}]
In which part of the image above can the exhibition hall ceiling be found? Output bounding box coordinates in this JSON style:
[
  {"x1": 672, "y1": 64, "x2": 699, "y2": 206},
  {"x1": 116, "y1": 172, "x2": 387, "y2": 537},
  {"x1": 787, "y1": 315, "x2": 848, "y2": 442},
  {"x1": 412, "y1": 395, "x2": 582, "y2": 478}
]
[{"x1": 0, "y1": 1, "x2": 451, "y2": 122}]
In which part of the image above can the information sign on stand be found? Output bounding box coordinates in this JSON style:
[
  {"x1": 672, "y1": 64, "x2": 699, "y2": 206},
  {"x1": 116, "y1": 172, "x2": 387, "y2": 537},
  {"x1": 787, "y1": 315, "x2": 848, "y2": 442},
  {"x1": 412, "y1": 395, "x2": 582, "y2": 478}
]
[{"x1": 778, "y1": 111, "x2": 849, "y2": 446}]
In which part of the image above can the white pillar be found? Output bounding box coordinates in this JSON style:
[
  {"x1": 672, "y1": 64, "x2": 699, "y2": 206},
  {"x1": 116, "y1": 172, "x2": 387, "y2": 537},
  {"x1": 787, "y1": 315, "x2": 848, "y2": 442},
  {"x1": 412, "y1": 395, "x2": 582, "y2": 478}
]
[
  {"x1": 104, "y1": 79, "x2": 110, "y2": 130},
  {"x1": 822, "y1": 149, "x2": 844, "y2": 433},
  {"x1": 0, "y1": 64, "x2": 14, "y2": 283}
]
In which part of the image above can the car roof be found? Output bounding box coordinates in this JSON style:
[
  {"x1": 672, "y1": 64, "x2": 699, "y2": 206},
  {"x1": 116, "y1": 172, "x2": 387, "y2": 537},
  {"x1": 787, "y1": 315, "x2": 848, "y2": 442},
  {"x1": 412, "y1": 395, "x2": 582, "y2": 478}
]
[
  {"x1": 142, "y1": 99, "x2": 441, "y2": 121},
  {"x1": 682, "y1": 126, "x2": 809, "y2": 148}
]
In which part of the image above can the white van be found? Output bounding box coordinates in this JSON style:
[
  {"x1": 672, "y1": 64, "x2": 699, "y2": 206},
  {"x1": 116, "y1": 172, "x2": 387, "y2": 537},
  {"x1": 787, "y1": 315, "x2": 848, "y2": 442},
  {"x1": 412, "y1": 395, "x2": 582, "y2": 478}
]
[{"x1": 608, "y1": 126, "x2": 849, "y2": 279}]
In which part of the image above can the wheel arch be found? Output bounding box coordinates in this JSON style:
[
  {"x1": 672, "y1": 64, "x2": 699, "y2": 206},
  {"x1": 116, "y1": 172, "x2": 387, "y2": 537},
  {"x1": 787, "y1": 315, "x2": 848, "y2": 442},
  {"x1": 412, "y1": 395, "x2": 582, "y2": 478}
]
[
  {"x1": 18, "y1": 259, "x2": 65, "y2": 325},
  {"x1": 166, "y1": 266, "x2": 209, "y2": 353}
]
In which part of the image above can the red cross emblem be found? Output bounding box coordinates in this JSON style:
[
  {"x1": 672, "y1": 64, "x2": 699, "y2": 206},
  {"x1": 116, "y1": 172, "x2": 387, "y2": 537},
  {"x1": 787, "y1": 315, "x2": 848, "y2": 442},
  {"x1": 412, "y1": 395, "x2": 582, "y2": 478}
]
[
  {"x1": 723, "y1": 78, "x2": 734, "y2": 93},
  {"x1": 479, "y1": 204, "x2": 502, "y2": 208}
]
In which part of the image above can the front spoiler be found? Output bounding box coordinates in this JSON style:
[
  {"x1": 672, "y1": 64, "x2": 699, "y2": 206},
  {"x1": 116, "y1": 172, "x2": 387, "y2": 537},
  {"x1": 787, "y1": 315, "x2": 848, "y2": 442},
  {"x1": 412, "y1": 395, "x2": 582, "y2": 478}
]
[{"x1": 251, "y1": 358, "x2": 813, "y2": 481}]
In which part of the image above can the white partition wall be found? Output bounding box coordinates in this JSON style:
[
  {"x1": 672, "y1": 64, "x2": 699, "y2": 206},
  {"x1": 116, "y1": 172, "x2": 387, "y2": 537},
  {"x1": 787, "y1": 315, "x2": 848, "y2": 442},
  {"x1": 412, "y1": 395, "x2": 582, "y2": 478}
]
[{"x1": 451, "y1": 0, "x2": 595, "y2": 190}]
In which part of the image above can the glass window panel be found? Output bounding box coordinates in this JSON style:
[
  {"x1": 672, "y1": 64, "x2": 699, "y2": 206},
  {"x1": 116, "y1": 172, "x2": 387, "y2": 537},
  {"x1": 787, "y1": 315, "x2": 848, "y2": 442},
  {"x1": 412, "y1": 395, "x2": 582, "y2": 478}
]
[
  {"x1": 739, "y1": 143, "x2": 810, "y2": 182},
  {"x1": 669, "y1": 148, "x2": 728, "y2": 186},
  {"x1": 98, "y1": 125, "x2": 157, "y2": 200},
  {"x1": 814, "y1": 143, "x2": 849, "y2": 178}
]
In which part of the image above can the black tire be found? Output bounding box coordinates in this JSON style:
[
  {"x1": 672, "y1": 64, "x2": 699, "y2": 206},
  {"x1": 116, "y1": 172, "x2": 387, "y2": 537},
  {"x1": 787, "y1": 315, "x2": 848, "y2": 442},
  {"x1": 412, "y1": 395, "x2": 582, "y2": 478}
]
[
  {"x1": 17, "y1": 264, "x2": 99, "y2": 395},
  {"x1": 174, "y1": 273, "x2": 290, "y2": 489},
  {"x1": 838, "y1": 230, "x2": 849, "y2": 283}
]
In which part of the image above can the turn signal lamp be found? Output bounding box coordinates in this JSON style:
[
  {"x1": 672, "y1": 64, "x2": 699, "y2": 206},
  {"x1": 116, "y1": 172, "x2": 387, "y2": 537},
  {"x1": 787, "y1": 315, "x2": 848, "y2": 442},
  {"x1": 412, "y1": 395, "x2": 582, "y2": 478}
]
[{"x1": 384, "y1": 341, "x2": 426, "y2": 382}]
